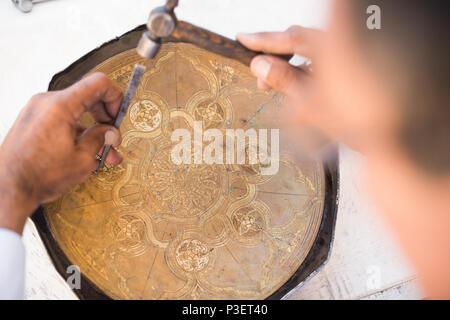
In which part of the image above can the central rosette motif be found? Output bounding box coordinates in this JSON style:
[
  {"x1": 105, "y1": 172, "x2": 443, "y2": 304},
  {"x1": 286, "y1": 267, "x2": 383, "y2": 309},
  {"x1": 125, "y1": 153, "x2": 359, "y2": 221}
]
[{"x1": 144, "y1": 146, "x2": 224, "y2": 218}]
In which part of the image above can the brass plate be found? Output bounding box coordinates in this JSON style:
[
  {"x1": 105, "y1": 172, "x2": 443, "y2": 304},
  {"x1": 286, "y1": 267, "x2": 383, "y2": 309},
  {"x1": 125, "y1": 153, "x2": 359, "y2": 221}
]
[{"x1": 44, "y1": 43, "x2": 325, "y2": 299}]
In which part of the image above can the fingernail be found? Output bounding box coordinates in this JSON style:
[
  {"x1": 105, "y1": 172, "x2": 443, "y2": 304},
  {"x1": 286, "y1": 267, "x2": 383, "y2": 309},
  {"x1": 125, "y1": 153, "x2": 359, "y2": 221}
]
[
  {"x1": 236, "y1": 33, "x2": 257, "y2": 44},
  {"x1": 252, "y1": 57, "x2": 272, "y2": 79},
  {"x1": 104, "y1": 130, "x2": 119, "y2": 147}
]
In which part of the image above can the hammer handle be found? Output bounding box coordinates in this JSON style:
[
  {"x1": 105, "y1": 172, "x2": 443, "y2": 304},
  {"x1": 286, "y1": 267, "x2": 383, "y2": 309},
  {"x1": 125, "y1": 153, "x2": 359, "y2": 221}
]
[{"x1": 169, "y1": 21, "x2": 292, "y2": 67}]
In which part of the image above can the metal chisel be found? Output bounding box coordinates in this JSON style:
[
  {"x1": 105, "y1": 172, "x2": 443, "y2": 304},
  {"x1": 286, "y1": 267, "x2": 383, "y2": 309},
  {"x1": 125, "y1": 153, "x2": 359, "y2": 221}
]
[{"x1": 95, "y1": 64, "x2": 146, "y2": 173}]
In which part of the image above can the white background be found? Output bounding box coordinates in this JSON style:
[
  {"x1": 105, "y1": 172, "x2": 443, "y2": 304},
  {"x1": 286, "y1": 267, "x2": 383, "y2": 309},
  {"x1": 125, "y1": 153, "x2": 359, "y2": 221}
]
[{"x1": 0, "y1": 0, "x2": 424, "y2": 299}]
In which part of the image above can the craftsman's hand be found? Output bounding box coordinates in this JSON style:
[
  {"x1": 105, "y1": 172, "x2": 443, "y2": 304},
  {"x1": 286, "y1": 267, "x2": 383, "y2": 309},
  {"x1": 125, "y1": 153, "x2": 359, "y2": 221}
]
[
  {"x1": 237, "y1": 27, "x2": 332, "y2": 153},
  {"x1": 0, "y1": 73, "x2": 123, "y2": 234},
  {"x1": 238, "y1": 26, "x2": 318, "y2": 93}
]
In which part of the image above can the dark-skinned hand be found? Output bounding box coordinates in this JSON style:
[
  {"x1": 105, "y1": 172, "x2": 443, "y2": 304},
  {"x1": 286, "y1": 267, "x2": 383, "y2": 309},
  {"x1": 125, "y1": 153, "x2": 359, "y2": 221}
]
[{"x1": 0, "y1": 73, "x2": 123, "y2": 234}]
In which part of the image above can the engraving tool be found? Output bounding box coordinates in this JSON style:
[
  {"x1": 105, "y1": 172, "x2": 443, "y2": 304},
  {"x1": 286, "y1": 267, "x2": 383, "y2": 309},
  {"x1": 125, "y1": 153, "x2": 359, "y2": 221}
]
[
  {"x1": 96, "y1": 0, "x2": 179, "y2": 173},
  {"x1": 95, "y1": 64, "x2": 146, "y2": 173}
]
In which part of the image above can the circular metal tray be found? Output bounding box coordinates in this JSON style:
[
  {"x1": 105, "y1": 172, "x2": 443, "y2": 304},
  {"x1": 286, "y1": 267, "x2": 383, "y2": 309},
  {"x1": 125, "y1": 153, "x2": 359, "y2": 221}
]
[{"x1": 31, "y1": 25, "x2": 338, "y2": 300}]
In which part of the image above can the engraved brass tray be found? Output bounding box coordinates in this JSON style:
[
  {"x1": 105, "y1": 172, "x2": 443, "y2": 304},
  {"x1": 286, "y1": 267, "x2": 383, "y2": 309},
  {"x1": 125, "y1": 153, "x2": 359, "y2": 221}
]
[{"x1": 32, "y1": 25, "x2": 338, "y2": 300}]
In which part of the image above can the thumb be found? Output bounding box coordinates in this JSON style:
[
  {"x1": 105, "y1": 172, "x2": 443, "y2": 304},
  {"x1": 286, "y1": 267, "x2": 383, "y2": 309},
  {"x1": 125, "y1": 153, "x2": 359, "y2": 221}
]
[
  {"x1": 250, "y1": 55, "x2": 308, "y2": 99},
  {"x1": 76, "y1": 124, "x2": 121, "y2": 156}
]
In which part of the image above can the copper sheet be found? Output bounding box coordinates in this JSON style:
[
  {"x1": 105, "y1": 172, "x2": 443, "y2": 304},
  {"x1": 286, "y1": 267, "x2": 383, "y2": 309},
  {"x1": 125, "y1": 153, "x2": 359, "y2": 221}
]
[{"x1": 44, "y1": 43, "x2": 325, "y2": 299}]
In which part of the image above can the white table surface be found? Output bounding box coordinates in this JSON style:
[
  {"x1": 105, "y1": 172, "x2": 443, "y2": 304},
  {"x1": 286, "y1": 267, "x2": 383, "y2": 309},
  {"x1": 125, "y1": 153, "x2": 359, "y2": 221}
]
[{"x1": 0, "y1": 0, "x2": 424, "y2": 300}]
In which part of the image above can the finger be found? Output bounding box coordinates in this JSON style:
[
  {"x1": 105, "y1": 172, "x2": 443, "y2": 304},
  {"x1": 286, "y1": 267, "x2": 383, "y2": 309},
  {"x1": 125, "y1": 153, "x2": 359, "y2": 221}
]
[
  {"x1": 237, "y1": 26, "x2": 320, "y2": 57},
  {"x1": 250, "y1": 55, "x2": 309, "y2": 99},
  {"x1": 76, "y1": 124, "x2": 122, "y2": 160},
  {"x1": 74, "y1": 121, "x2": 87, "y2": 136},
  {"x1": 60, "y1": 72, "x2": 123, "y2": 121},
  {"x1": 104, "y1": 147, "x2": 123, "y2": 165},
  {"x1": 88, "y1": 101, "x2": 118, "y2": 124},
  {"x1": 82, "y1": 148, "x2": 123, "y2": 173},
  {"x1": 95, "y1": 144, "x2": 123, "y2": 165},
  {"x1": 257, "y1": 78, "x2": 272, "y2": 91}
]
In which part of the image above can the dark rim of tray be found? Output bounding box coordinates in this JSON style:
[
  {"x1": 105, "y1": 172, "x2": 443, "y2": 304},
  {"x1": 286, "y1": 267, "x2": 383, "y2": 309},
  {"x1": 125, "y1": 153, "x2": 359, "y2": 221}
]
[{"x1": 31, "y1": 24, "x2": 339, "y2": 300}]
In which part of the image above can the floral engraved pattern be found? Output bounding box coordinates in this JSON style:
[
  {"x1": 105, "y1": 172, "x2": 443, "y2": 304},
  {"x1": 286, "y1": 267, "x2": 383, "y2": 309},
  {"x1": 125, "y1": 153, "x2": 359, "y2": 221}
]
[
  {"x1": 194, "y1": 99, "x2": 225, "y2": 129},
  {"x1": 111, "y1": 65, "x2": 134, "y2": 89},
  {"x1": 210, "y1": 60, "x2": 236, "y2": 86},
  {"x1": 176, "y1": 239, "x2": 210, "y2": 272},
  {"x1": 146, "y1": 148, "x2": 222, "y2": 217},
  {"x1": 130, "y1": 100, "x2": 162, "y2": 131},
  {"x1": 232, "y1": 207, "x2": 264, "y2": 237},
  {"x1": 111, "y1": 215, "x2": 147, "y2": 253},
  {"x1": 96, "y1": 163, "x2": 126, "y2": 183}
]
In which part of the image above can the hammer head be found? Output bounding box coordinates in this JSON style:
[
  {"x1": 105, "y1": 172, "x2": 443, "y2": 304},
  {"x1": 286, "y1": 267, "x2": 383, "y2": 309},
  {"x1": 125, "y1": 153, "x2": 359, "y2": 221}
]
[
  {"x1": 12, "y1": 0, "x2": 33, "y2": 13},
  {"x1": 136, "y1": 32, "x2": 161, "y2": 59},
  {"x1": 136, "y1": 3, "x2": 177, "y2": 59}
]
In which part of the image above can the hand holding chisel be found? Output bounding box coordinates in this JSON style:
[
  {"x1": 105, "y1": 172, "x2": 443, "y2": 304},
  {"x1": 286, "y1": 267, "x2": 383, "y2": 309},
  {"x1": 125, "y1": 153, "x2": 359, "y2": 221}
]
[{"x1": 95, "y1": 64, "x2": 146, "y2": 173}]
